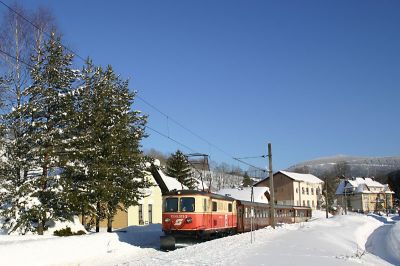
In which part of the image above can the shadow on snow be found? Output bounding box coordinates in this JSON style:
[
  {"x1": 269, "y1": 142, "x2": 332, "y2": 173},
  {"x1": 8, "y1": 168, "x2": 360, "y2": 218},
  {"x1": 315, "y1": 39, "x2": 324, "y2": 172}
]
[{"x1": 114, "y1": 224, "x2": 163, "y2": 249}]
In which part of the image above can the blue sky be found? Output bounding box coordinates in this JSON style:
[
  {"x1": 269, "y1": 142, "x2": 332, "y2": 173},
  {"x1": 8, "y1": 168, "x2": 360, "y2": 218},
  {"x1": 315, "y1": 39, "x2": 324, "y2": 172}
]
[{"x1": 14, "y1": 0, "x2": 400, "y2": 171}]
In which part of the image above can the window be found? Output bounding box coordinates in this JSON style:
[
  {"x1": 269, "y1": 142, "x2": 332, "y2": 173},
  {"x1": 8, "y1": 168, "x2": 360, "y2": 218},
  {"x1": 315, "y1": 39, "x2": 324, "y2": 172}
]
[
  {"x1": 139, "y1": 204, "x2": 143, "y2": 225},
  {"x1": 245, "y1": 207, "x2": 248, "y2": 218},
  {"x1": 180, "y1": 197, "x2": 195, "y2": 212},
  {"x1": 296, "y1": 188, "x2": 298, "y2": 193},
  {"x1": 212, "y1": 201, "x2": 217, "y2": 212},
  {"x1": 165, "y1": 197, "x2": 178, "y2": 212},
  {"x1": 307, "y1": 200, "x2": 310, "y2": 207},
  {"x1": 311, "y1": 188, "x2": 314, "y2": 195},
  {"x1": 316, "y1": 188, "x2": 320, "y2": 195},
  {"x1": 302, "y1": 187, "x2": 305, "y2": 194},
  {"x1": 203, "y1": 198, "x2": 207, "y2": 212},
  {"x1": 303, "y1": 200, "x2": 305, "y2": 206},
  {"x1": 312, "y1": 201, "x2": 315, "y2": 207},
  {"x1": 148, "y1": 204, "x2": 153, "y2": 224},
  {"x1": 306, "y1": 188, "x2": 309, "y2": 195},
  {"x1": 228, "y1": 203, "x2": 232, "y2": 212}
]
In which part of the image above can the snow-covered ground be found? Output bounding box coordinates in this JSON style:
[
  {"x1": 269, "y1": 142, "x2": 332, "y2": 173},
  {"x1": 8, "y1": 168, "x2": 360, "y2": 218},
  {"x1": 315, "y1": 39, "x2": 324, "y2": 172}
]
[
  {"x1": 366, "y1": 214, "x2": 400, "y2": 265},
  {"x1": 0, "y1": 211, "x2": 399, "y2": 266}
]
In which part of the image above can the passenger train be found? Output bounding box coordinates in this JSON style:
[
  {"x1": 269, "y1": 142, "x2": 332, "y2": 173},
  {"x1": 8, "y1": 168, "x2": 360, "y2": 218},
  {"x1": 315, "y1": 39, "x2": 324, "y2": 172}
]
[{"x1": 160, "y1": 190, "x2": 312, "y2": 250}]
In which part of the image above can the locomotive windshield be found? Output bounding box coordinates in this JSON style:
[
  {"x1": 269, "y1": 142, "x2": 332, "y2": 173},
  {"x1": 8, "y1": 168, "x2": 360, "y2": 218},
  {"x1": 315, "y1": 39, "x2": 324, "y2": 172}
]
[
  {"x1": 180, "y1": 197, "x2": 195, "y2": 212},
  {"x1": 165, "y1": 198, "x2": 178, "y2": 212}
]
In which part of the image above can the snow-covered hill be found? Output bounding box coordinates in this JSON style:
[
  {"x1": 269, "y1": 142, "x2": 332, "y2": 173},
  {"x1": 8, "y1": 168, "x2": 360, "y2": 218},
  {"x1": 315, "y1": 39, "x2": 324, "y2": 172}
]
[{"x1": 287, "y1": 155, "x2": 400, "y2": 177}]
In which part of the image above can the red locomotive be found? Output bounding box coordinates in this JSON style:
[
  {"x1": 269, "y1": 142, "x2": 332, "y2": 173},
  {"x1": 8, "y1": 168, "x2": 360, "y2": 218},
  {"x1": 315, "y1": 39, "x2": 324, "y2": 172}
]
[{"x1": 160, "y1": 190, "x2": 312, "y2": 250}]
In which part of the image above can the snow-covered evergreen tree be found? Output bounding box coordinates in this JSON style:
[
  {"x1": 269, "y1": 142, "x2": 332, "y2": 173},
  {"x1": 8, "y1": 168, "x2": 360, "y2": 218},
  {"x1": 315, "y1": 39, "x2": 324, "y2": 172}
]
[
  {"x1": 62, "y1": 61, "x2": 149, "y2": 232},
  {"x1": 22, "y1": 33, "x2": 78, "y2": 235},
  {"x1": 242, "y1": 172, "x2": 253, "y2": 187},
  {"x1": 60, "y1": 60, "x2": 98, "y2": 229},
  {"x1": 166, "y1": 150, "x2": 195, "y2": 189}
]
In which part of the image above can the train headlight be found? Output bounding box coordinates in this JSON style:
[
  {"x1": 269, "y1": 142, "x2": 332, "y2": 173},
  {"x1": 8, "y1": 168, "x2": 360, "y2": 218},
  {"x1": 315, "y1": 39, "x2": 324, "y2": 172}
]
[
  {"x1": 186, "y1": 217, "x2": 192, "y2": 223},
  {"x1": 164, "y1": 217, "x2": 171, "y2": 223}
]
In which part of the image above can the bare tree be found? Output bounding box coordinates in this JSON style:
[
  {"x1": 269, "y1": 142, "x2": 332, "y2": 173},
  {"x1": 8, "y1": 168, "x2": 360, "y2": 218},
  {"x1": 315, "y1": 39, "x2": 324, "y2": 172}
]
[
  {"x1": 334, "y1": 160, "x2": 350, "y2": 178},
  {"x1": 0, "y1": 3, "x2": 57, "y2": 111},
  {"x1": 0, "y1": 2, "x2": 32, "y2": 111},
  {"x1": 30, "y1": 6, "x2": 57, "y2": 62}
]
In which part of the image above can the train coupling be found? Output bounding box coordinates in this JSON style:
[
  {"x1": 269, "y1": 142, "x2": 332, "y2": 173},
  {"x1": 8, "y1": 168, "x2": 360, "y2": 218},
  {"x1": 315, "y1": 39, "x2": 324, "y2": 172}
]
[{"x1": 160, "y1": 235, "x2": 176, "y2": 251}]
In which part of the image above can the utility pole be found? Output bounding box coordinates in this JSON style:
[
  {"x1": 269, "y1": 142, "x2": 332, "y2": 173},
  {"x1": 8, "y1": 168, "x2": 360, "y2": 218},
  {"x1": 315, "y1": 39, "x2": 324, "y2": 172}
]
[
  {"x1": 325, "y1": 177, "x2": 329, "y2": 219},
  {"x1": 250, "y1": 185, "x2": 254, "y2": 243},
  {"x1": 268, "y1": 143, "x2": 275, "y2": 229},
  {"x1": 344, "y1": 178, "x2": 348, "y2": 215}
]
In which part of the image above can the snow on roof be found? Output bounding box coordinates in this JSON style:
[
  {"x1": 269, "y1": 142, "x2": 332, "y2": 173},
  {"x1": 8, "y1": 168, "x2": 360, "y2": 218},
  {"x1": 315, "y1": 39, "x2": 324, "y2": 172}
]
[
  {"x1": 216, "y1": 187, "x2": 269, "y2": 203},
  {"x1": 336, "y1": 177, "x2": 394, "y2": 194},
  {"x1": 383, "y1": 184, "x2": 395, "y2": 194},
  {"x1": 279, "y1": 171, "x2": 323, "y2": 184},
  {"x1": 156, "y1": 168, "x2": 187, "y2": 191}
]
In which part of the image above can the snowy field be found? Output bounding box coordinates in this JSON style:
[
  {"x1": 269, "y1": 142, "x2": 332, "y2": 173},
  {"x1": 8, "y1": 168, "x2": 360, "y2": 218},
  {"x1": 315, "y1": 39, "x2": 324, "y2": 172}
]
[{"x1": 0, "y1": 211, "x2": 399, "y2": 266}]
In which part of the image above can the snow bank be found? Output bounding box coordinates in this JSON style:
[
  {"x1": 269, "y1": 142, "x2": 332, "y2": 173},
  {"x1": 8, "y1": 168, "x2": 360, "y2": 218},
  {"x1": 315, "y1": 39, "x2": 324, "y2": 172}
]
[
  {"x1": 45, "y1": 216, "x2": 86, "y2": 235},
  {"x1": 0, "y1": 224, "x2": 162, "y2": 266},
  {"x1": 387, "y1": 219, "x2": 400, "y2": 262},
  {"x1": 354, "y1": 215, "x2": 383, "y2": 249},
  {"x1": 312, "y1": 210, "x2": 332, "y2": 219}
]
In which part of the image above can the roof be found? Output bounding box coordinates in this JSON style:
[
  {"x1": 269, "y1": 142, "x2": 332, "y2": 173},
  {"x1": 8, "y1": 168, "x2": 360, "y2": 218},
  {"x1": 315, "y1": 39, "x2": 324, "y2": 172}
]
[
  {"x1": 216, "y1": 187, "x2": 269, "y2": 203},
  {"x1": 335, "y1": 177, "x2": 394, "y2": 195},
  {"x1": 254, "y1": 170, "x2": 323, "y2": 185},
  {"x1": 150, "y1": 164, "x2": 187, "y2": 193},
  {"x1": 279, "y1": 171, "x2": 324, "y2": 184}
]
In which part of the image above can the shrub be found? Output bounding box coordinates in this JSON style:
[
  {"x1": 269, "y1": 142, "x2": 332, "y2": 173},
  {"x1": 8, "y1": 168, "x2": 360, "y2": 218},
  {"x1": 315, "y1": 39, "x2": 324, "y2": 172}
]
[
  {"x1": 54, "y1": 227, "x2": 73, "y2": 236},
  {"x1": 76, "y1": 230, "x2": 86, "y2": 235},
  {"x1": 54, "y1": 227, "x2": 86, "y2": 237}
]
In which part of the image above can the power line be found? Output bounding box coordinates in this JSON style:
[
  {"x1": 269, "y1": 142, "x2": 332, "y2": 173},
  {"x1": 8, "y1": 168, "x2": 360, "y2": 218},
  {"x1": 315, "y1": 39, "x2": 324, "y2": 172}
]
[
  {"x1": 0, "y1": 0, "x2": 86, "y2": 62},
  {"x1": 138, "y1": 94, "x2": 267, "y2": 171},
  {"x1": 235, "y1": 155, "x2": 266, "y2": 160},
  {"x1": 0, "y1": 48, "x2": 34, "y2": 68},
  {"x1": 136, "y1": 95, "x2": 229, "y2": 155},
  {"x1": 1, "y1": 44, "x2": 267, "y2": 172},
  {"x1": 144, "y1": 125, "x2": 197, "y2": 153},
  {"x1": 0, "y1": 2, "x2": 268, "y2": 172},
  {"x1": 232, "y1": 157, "x2": 266, "y2": 172}
]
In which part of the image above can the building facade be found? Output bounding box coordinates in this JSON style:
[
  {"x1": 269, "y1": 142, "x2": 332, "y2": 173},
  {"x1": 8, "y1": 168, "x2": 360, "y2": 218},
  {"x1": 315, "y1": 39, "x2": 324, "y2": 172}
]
[
  {"x1": 95, "y1": 162, "x2": 185, "y2": 228},
  {"x1": 254, "y1": 171, "x2": 323, "y2": 210},
  {"x1": 335, "y1": 177, "x2": 394, "y2": 213}
]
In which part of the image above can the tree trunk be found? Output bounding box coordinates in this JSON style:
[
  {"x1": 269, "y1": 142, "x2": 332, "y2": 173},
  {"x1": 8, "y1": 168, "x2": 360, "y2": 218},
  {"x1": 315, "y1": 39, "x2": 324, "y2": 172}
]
[
  {"x1": 37, "y1": 213, "x2": 46, "y2": 235},
  {"x1": 38, "y1": 162, "x2": 48, "y2": 235},
  {"x1": 81, "y1": 206, "x2": 86, "y2": 227},
  {"x1": 37, "y1": 221, "x2": 43, "y2": 235},
  {"x1": 107, "y1": 216, "x2": 112, "y2": 233},
  {"x1": 95, "y1": 201, "x2": 101, "y2": 232}
]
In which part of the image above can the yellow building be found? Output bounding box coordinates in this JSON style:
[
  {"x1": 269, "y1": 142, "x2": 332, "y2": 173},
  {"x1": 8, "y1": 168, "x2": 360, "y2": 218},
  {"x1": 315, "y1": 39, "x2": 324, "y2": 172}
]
[
  {"x1": 254, "y1": 171, "x2": 323, "y2": 210},
  {"x1": 335, "y1": 177, "x2": 394, "y2": 213},
  {"x1": 97, "y1": 162, "x2": 186, "y2": 228}
]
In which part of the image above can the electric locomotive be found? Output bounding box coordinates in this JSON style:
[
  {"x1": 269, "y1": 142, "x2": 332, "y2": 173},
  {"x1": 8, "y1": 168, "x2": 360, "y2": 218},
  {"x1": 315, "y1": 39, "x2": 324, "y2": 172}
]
[{"x1": 160, "y1": 190, "x2": 312, "y2": 250}]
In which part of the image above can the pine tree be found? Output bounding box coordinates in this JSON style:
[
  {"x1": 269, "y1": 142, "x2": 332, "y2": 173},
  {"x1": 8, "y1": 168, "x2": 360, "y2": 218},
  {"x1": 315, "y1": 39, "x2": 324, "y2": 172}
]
[
  {"x1": 22, "y1": 33, "x2": 78, "y2": 235},
  {"x1": 60, "y1": 60, "x2": 98, "y2": 229},
  {"x1": 0, "y1": 102, "x2": 34, "y2": 233},
  {"x1": 242, "y1": 172, "x2": 253, "y2": 187},
  {"x1": 166, "y1": 150, "x2": 195, "y2": 189},
  {"x1": 62, "y1": 62, "x2": 149, "y2": 232}
]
